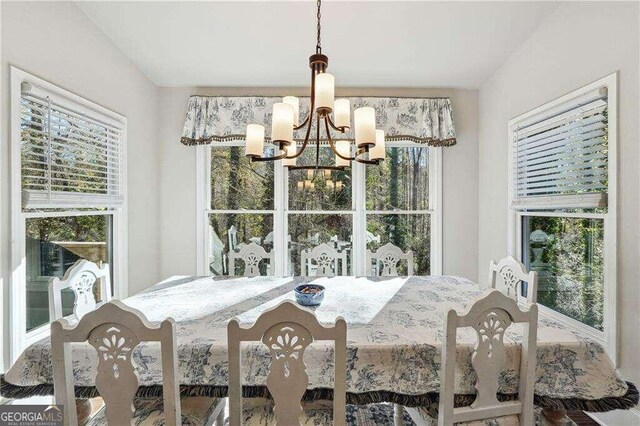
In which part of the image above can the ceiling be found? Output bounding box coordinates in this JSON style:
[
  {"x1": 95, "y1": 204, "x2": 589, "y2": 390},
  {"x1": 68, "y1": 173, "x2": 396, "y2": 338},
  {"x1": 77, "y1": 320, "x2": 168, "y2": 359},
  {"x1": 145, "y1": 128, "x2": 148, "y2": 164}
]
[{"x1": 77, "y1": 1, "x2": 559, "y2": 89}]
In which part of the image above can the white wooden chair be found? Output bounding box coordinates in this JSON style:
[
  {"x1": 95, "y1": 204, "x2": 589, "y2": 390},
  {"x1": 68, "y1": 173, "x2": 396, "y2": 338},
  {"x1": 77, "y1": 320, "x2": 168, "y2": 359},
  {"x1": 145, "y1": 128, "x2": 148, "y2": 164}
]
[
  {"x1": 228, "y1": 225, "x2": 239, "y2": 251},
  {"x1": 228, "y1": 242, "x2": 274, "y2": 277},
  {"x1": 366, "y1": 231, "x2": 381, "y2": 245},
  {"x1": 489, "y1": 256, "x2": 538, "y2": 303},
  {"x1": 406, "y1": 290, "x2": 538, "y2": 426},
  {"x1": 366, "y1": 242, "x2": 414, "y2": 276},
  {"x1": 301, "y1": 243, "x2": 347, "y2": 277},
  {"x1": 51, "y1": 300, "x2": 225, "y2": 426},
  {"x1": 227, "y1": 300, "x2": 347, "y2": 426},
  {"x1": 366, "y1": 242, "x2": 415, "y2": 425},
  {"x1": 48, "y1": 259, "x2": 112, "y2": 323}
]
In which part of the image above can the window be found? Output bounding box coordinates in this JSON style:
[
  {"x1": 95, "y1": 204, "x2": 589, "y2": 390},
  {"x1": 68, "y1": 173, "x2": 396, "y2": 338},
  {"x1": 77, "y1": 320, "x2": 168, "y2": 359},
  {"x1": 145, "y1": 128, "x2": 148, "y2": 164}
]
[
  {"x1": 366, "y1": 147, "x2": 432, "y2": 275},
  {"x1": 10, "y1": 67, "x2": 127, "y2": 361},
  {"x1": 207, "y1": 145, "x2": 275, "y2": 275},
  {"x1": 287, "y1": 146, "x2": 354, "y2": 275},
  {"x1": 198, "y1": 142, "x2": 441, "y2": 278},
  {"x1": 508, "y1": 74, "x2": 616, "y2": 359}
]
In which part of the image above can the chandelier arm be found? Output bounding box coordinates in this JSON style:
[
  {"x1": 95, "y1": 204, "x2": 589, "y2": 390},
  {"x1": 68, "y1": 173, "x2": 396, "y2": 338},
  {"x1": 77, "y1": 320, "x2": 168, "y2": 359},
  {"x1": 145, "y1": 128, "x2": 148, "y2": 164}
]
[
  {"x1": 293, "y1": 112, "x2": 313, "y2": 131},
  {"x1": 286, "y1": 68, "x2": 317, "y2": 160},
  {"x1": 354, "y1": 145, "x2": 381, "y2": 165},
  {"x1": 249, "y1": 145, "x2": 289, "y2": 162},
  {"x1": 293, "y1": 114, "x2": 310, "y2": 131},
  {"x1": 324, "y1": 115, "x2": 356, "y2": 161},
  {"x1": 326, "y1": 114, "x2": 349, "y2": 133}
]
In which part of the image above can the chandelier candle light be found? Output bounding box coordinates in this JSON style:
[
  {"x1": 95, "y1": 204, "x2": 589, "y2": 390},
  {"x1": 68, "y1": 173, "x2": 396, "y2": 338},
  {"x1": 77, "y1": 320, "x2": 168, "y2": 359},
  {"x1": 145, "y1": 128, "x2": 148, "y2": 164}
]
[{"x1": 244, "y1": 0, "x2": 385, "y2": 171}]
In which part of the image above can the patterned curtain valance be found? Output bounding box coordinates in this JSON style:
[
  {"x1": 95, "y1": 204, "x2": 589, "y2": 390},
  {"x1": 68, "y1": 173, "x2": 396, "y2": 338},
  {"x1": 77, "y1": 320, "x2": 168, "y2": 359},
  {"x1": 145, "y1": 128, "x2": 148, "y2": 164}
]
[{"x1": 180, "y1": 96, "x2": 457, "y2": 147}]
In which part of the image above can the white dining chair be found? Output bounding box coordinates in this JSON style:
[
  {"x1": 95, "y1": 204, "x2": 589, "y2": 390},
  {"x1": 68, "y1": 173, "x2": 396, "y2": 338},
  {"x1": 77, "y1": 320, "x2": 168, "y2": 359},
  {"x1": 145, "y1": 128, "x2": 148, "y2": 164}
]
[
  {"x1": 48, "y1": 259, "x2": 112, "y2": 323},
  {"x1": 228, "y1": 242, "x2": 273, "y2": 276},
  {"x1": 405, "y1": 289, "x2": 538, "y2": 426},
  {"x1": 51, "y1": 300, "x2": 225, "y2": 426},
  {"x1": 366, "y1": 242, "x2": 414, "y2": 424},
  {"x1": 366, "y1": 242, "x2": 414, "y2": 276},
  {"x1": 301, "y1": 242, "x2": 347, "y2": 276},
  {"x1": 228, "y1": 225, "x2": 239, "y2": 252},
  {"x1": 488, "y1": 256, "x2": 538, "y2": 303},
  {"x1": 227, "y1": 300, "x2": 347, "y2": 425}
]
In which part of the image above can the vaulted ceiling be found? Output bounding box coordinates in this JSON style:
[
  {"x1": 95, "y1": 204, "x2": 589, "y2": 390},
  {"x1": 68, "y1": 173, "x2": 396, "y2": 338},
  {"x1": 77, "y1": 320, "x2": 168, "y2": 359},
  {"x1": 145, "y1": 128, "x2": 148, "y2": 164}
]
[{"x1": 77, "y1": 1, "x2": 559, "y2": 88}]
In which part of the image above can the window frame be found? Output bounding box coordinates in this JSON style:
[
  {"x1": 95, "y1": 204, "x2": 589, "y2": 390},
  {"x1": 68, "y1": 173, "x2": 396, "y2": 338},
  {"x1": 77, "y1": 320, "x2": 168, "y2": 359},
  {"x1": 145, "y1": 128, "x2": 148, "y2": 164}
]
[
  {"x1": 507, "y1": 73, "x2": 617, "y2": 363},
  {"x1": 196, "y1": 141, "x2": 442, "y2": 277},
  {"x1": 9, "y1": 67, "x2": 128, "y2": 363}
]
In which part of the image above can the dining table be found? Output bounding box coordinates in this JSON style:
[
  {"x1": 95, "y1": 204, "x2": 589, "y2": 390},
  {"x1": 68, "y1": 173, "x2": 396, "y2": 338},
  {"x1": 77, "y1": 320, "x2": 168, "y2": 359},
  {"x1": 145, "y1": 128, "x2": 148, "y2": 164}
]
[{"x1": 1, "y1": 275, "x2": 637, "y2": 419}]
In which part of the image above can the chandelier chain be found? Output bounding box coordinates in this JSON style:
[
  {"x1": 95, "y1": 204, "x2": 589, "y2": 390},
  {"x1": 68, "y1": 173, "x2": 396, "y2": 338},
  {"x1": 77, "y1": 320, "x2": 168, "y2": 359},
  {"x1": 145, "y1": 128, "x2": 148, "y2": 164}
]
[{"x1": 316, "y1": 0, "x2": 322, "y2": 53}]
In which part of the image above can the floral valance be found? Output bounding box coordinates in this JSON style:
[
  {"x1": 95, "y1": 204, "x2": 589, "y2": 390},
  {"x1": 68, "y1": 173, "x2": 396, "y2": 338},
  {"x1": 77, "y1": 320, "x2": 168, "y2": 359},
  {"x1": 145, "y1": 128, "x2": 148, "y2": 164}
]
[{"x1": 180, "y1": 96, "x2": 457, "y2": 147}]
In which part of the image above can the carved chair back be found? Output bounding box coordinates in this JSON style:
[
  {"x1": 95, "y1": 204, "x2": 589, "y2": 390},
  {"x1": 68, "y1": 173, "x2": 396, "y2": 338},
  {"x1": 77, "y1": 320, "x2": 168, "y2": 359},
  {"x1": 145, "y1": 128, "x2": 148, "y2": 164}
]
[
  {"x1": 51, "y1": 300, "x2": 180, "y2": 426},
  {"x1": 439, "y1": 290, "x2": 538, "y2": 425},
  {"x1": 227, "y1": 300, "x2": 347, "y2": 426},
  {"x1": 301, "y1": 243, "x2": 347, "y2": 277},
  {"x1": 49, "y1": 259, "x2": 112, "y2": 323},
  {"x1": 228, "y1": 242, "x2": 274, "y2": 277},
  {"x1": 488, "y1": 256, "x2": 538, "y2": 303},
  {"x1": 366, "y1": 242, "x2": 414, "y2": 276}
]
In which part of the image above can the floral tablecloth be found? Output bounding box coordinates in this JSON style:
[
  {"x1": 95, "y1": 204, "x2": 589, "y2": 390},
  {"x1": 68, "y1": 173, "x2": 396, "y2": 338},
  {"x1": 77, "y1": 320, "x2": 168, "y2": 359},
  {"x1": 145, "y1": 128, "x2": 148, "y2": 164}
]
[{"x1": 2, "y1": 276, "x2": 636, "y2": 411}]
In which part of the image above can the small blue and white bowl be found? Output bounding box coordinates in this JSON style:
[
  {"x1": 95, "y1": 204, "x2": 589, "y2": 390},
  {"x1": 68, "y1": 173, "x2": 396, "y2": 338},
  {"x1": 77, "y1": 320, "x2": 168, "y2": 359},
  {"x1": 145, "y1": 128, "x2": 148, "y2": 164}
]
[{"x1": 294, "y1": 284, "x2": 325, "y2": 306}]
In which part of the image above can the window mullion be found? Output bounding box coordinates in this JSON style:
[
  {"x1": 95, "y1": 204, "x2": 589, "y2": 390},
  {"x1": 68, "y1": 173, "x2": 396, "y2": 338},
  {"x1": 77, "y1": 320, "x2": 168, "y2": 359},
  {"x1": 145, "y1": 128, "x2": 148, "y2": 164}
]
[
  {"x1": 275, "y1": 161, "x2": 286, "y2": 276},
  {"x1": 353, "y1": 160, "x2": 365, "y2": 276}
]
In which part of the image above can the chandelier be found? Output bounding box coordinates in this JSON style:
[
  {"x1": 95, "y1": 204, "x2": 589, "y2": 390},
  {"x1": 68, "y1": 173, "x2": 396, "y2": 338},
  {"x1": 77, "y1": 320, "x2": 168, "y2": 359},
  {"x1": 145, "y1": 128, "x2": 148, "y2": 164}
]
[{"x1": 244, "y1": 0, "x2": 385, "y2": 171}]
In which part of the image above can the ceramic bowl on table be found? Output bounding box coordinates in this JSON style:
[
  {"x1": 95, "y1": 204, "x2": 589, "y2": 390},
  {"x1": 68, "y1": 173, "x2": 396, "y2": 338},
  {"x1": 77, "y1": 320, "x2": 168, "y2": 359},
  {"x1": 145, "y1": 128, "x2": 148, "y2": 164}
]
[{"x1": 294, "y1": 284, "x2": 325, "y2": 306}]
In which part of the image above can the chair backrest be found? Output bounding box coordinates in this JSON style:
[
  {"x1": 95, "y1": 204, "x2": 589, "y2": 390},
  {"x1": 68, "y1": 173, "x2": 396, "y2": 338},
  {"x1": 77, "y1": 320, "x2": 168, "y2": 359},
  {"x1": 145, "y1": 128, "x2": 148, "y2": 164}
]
[
  {"x1": 228, "y1": 242, "x2": 273, "y2": 277},
  {"x1": 49, "y1": 259, "x2": 112, "y2": 323},
  {"x1": 301, "y1": 243, "x2": 347, "y2": 276},
  {"x1": 438, "y1": 290, "x2": 538, "y2": 426},
  {"x1": 488, "y1": 256, "x2": 538, "y2": 303},
  {"x1": 366, "y1": 231, "x2": 381, "y2": 245},
  {"x1": 228, "y1": 225, "x2": 238, "y2": 251},
  {"x1": 228, "y1": 300, "x2": 347, "y2": 426},
  {"x1": 366, "y1": 242, "x2": 414, "y2": 276},
  {"x1": 51, "y1": 300, "x2": 180, "y2": 426}
]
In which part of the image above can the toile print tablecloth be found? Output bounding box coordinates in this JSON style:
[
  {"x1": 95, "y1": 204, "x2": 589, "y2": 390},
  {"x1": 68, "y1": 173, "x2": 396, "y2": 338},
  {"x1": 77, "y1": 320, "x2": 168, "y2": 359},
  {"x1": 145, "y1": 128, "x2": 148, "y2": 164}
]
[{"x1": 1, "y1": 276, "x2": 636, "y2": 411}]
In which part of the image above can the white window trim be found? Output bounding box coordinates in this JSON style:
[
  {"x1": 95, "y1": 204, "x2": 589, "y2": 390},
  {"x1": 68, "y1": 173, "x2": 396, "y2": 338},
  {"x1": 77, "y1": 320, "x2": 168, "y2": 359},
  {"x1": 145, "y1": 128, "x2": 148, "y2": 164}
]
[
  {"x1": 196, "y1": 141, "x2": 442, "y2": 277},
  {"x1": 9, "y1": 67, "x2": 128, "y2": 363},
  {"x1": 507, "y1": 73, "x2": 618, "y2": 364}
]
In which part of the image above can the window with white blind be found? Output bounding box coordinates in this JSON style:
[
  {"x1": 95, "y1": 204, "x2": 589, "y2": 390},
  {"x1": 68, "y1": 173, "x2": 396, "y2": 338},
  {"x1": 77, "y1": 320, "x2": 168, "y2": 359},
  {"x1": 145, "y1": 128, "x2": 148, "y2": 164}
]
[
  {"x1": 10, "y1": 67, "x2": 127, "y2": 362},
  {"x1": 508, "y1": 73, "x2": 617, "y2": 361},
  {"x1": 20, "y1": 82, "x2": 125, "y2": 209},
  {"x1": 512, "y1": 87, "x2": 608, "y2": 210}
]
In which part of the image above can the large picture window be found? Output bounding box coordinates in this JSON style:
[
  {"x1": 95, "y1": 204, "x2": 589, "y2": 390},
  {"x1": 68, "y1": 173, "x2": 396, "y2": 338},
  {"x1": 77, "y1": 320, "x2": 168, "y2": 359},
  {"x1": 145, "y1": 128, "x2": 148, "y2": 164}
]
[
  {"x1": 508, "y1": 74, "x2": 617, "y2": 359},
  {"x1": 198, "y1": 142, "x2": 441, "y2": 278},
  {"x1": 366, "y1": 147, "x2": 432, "y2": 275},
  {"x1": 10, "y1": 67, "x2": 127, "y2": 361}
]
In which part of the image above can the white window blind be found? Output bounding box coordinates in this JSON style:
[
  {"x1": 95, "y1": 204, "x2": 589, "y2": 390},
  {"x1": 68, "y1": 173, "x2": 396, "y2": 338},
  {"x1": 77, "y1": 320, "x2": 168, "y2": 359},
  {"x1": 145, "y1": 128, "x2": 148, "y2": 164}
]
[
  {"x1": 512, "y1": 87, "x2": 608, "y2": 209},
  {"x1": 20, "y1": 82, "x2": 125, "y2": 209}
]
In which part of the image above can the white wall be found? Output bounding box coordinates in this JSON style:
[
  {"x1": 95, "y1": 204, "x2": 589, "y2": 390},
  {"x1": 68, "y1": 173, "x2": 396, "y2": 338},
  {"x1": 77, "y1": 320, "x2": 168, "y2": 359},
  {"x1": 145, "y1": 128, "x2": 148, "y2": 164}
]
[
  {"x1": 158, "y1": 87, "x2": 479, "y2": 282},
  {"x1": 0, "y1": 1, "x2": 160, "y2": 369},
  {"x1": 478, "y1": 1, "x2": 640, "y2": 418}
]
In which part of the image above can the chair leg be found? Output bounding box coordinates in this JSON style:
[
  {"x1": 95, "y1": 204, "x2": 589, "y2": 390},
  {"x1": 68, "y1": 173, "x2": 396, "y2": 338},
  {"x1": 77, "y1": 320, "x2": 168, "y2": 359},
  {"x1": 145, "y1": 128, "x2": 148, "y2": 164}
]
[
  {"x1": 394, "y1": 403, "x2": 404, "y2": 426},
  {"x1": 76, "y1": 398, "x2": 92, "y2": 423},
  {"x1": 215, "y1": 399, "x2": 226, "y2": 425}
]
